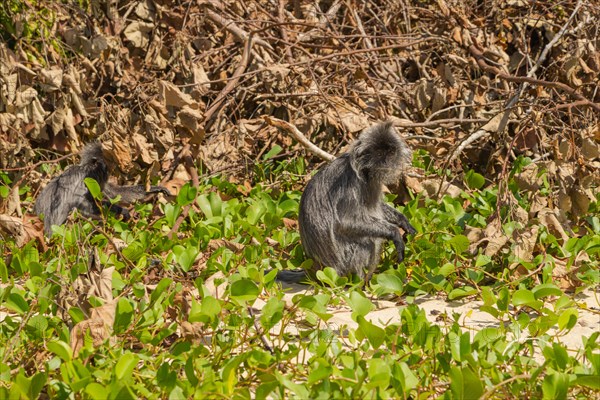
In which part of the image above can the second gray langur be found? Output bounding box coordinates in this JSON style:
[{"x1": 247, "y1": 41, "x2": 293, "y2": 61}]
[
  {"x1": 35, "y1": 143, "x2": 171, "y2": 236},
  {"x1": 280, "y1": 122, "x2": 416, "y2": 283}
]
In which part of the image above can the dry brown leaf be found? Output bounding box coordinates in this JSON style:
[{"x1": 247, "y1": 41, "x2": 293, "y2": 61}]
[
  {"x1": 538, "y1": 208, "x2": 570, "y2": 242},
  {"x1": 512, "y1": 225, "x2": 539, "y2": 262},
  {"x1": 71, "y1": 296, "x2": 117, "y2": 356},
  {"x1": 571, "y1": 187, "x2": 591, "y2": 215},
  {"x1": 421, "y1": 178, "x2": 462, "y2": 198},
  {"x1": 464, "y1": 226, "x2": 484, "y2": 254},
  {"x1": 66, "y1": 252, "x2": 117, "y2": 356},
  {"x1": 123, "y1": 21, "x2": 154, "y2": 48},
  {"x1": 529, "y1": 195, "x2": 547, "y2": 216},
  {"x1": 4, "y1": 186, "x2": 22, "y2": 217},
  {"x1": 132, "y1": 133, "x2": 158, "y2": 164},
  {"x1": 71, "y1": 317, "x2": 112, "y2": 357},
  {"x1": 39, "y1": 69, "x2": 63, "y2": 92},
  {"x1": 484, "y1": 218, "x2": 509, "y2": 257},
  {"x1": 282, "y1": 218, "x2": 297, "y2": 230},
  {"x1": 404, "y1": 174, "x2": 424, "y2": 193},
  {"x1": 513, "y1": 204, "x2": 529, "y2": 225},
  {"x1": 158, "y1": 80, "x2": 196, "y2": 109},
  {"x1": 163, "y1": 178, "x2": 187, "y2": 196},
  {"x1": 177, "y1": 106, "x2": 205, "y2": 143},
  {"x1": 180, "y1": 321, "x2": 207, "y2": 345},
  {"x1": 208, "y1": 239, "x2": 244, "y2": 253},
  {"x1": 581, "y1": 137, "x2": 599, "y2": 160},
  {"x1": 552, "y1": 256, "x2": 585, "y2": 292},
  {"x1": 0, "y1": 113, "x2": 16, "y2": 130},
  {"x1": 0, "y1": 214, "x2": 23, "y2": 240}
]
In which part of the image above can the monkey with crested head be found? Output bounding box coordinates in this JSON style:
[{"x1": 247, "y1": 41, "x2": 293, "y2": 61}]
[
  {"x1": 35, "y1": 143, "x2": 171, "y2": 236},
  {"x1": 278, "y1": 122, "x2": 416, "y2": 284}
]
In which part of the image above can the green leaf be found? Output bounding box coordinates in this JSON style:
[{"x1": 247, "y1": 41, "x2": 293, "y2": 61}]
[
  {"x1": 201, "y1": 296, "x2": 222, "y2": 320},
  {"x1": 197, "y1": 195, "x2": 213, "y2": 218},
  {"x1": 542, "y1": 372, "x2": 568, "y2": 400},
  {"x1": 86, "y1": 383, "x2": 108, "y2": 400},
  {"x1": 6, "y1": 292, "x2": 29, "y2": 314},
  {"x1": 47, "y1": 340, "x2": 72, "y2": 362},
  {"x1": 447, "y1": 235, "x2": 470, "y2": 255},
  {"x1": 230, "y1": 279, "x2": 259, "y2": 302},
  {"x1": 366, "y1": 358, "x2": 391, "y2": 389},
  {"x1": 296, "y1": 294, "x2": 332, "y2": 321},
  {"x1": 260, "y1": 297, "x2": 284, "y2": 330},
  {"x1": 448, "y1": 286, "x2": 477, "y2": 300},
  {"x1": 438, "y1": 263, "x2": 456, "y2": 277},
  {"x1": 465, "y1": 170, "x2": 485, "y2": 190},
  {"x1": 150, "y1": 278, "x2": 173, "y2": 304},
  {"x1": 450, "y1": 366, "x2": 484, "y2": 400},
  {"x1": 164, "y1": 203, "x2": 181, "y2": 227},
  {"x1": 208, "y1": 192, "x2": 223, "y2": 217},
  {"x1": 356, "y1": 316, "x2": 385, "y2": 349},
  {"x1": 573, "y1": 375, "x2": 600, "y2": 390},
  {"x1": 396, "y1": 362, "x2": 419, "y2": 393},
  {"x1": 275, "y1": 371, "x2": 310, "y2": 399},
  {"x1": 473, "y1": 327, "x2": 501, "y2": 348},
  {"x1": 376, "y1": 273, "x2": 404, "y2": 294},
  {"x1": 114, "y1": 298, "x2": 134, "y2": 334},
  {"x1": 176, "y1": 183, "x2": 197, "y2": 206},
  {"x1": 246, "y1": 201, "x2": 266, "y2": 225},
  {"x1": 512, "y1": 289, "x2": 543, "y2": 311},
  {"x1": 29, "y1": 372, "x2": 47, "y2": 399},
  {"x1": 481, "y1": 286, "x2": 496, "y2": 306},
  {"x1": 115, "y1": 352, "x2": 138, "y2": 381},
  {"x1": 26, "y1": 315, "x2": 48, "y2": 339},
  {"x1": 347, "y1": 291, "x2": 375, "y2": 319},
  {"x1": 557, "y1": 308, "x2": 578, "y2": 331},
  {"x1": 532, "y1": 283, "x2": 563, "y2": 299},
  {"x1": 172, "y1": 244, "x2": 199, "y2": 272},
  {"x1": 263, "y1": 144, "x2": 283, "y2": 160},
  {"x1": 84, "y1": 178, "x2": 102, "y2": 199}
]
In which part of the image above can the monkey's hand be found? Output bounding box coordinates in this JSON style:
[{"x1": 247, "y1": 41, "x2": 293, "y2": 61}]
[
  {"x1": 148, "y1": 186, "x2": 172, "y2": 196},
  {"x1": 403, "y1": 223, "x2": 417, "y2": 238},
  {"x1": 394, "y1": 240, "x2": 406, "y2": 262},
  {"x1": 392, "y1": 231, "x2": 407, "y2": 262},
  {"x1": 105, "y1": 202, "x2": 131, "y2": 221}
]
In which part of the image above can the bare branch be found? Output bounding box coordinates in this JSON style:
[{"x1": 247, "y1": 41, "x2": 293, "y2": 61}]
[{"x1": 263, "y1": 116, "x2": 335, "y2": 161}]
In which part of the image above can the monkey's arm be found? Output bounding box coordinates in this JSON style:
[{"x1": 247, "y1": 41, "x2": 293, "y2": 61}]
[
  {"x1": 382, "y1": 204, "x2": 416, "y2": 237},
  {"x1": 334, "y1": 215, "x2": 408, "y2": 262},
  {"x1": 104, "y1": 183, "x2": 171, "y2": 203}
]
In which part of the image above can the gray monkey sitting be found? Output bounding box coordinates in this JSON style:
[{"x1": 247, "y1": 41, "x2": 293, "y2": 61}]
[
  {"x1": 280, "y1": 122, "x2": 416, "y2": 283},
  {"x1": 35, "y1": 143, "x2": 170, "y2": 236}
]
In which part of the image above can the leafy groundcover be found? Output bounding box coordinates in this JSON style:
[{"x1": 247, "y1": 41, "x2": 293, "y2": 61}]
[
  {"x1": 1, "y1": 0, "x2": 599, "y2": 399},
  {"x1": 1, "y1": 169, "x2": 599, "y2": 399}
]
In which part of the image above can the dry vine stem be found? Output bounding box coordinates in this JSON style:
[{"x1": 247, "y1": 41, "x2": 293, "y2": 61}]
[{"x1": 263, "y1": 116, "x2": 335, "y2": 161}]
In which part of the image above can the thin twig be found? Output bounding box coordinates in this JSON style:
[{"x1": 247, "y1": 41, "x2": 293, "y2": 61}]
[
  {"x1": 263, "y1": 116, "x2": 335, "y2": 161},
  {"x1": 203, "y1": 35, "x2": 255, "y2": 132}
]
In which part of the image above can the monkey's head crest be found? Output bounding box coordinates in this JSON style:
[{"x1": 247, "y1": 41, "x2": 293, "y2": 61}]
[
  {"x1": 79, "y1": 142, "x2": 106, "y2": 165},
  {"x1": 350, "y1": 122, "x2": 412, "y2": 183}
]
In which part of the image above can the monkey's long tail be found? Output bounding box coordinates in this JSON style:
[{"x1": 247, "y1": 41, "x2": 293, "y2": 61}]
[{"x1": 273, "y1": 269, "x2": 310, "y2": 284}]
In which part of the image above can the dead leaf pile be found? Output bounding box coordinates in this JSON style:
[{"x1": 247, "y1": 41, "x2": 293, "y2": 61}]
[{"x1": 0, "y1": 0, "x2": 598, "y2": 231}]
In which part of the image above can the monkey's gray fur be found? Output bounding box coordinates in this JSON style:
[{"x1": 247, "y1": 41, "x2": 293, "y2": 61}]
[
  {"x1": 279, "y1": 122, "x2": 416, "y2": 283},
  {"x1": 35, "y1": 143, "x2": 170, "y2": 236}
]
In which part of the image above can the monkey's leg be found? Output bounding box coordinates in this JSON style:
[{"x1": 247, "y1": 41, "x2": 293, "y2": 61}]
[
  {"x1": 104, "y1": 183, "x2": 171, "y2": 203},
  {"x1": 335, "y1": 218, "x2": 407, "y2": 262},
  {"x1": 146, "y1": 186, "x2": 171, "y2": 196},
  {"x1": 382, "y1": 204, "x2": 416, "y2": 237}
]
